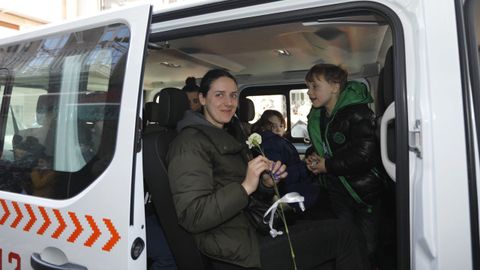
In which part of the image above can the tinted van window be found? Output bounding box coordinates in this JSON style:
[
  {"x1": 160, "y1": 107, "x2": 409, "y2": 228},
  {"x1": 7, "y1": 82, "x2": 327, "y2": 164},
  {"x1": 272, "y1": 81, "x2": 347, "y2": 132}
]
[{"x1": 0, "y1": 24, "x2": 130, "y2": 199}]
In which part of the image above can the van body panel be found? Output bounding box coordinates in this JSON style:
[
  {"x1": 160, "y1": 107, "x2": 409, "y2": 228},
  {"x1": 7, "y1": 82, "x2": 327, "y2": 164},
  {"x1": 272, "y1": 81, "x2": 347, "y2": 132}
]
[
  {"x1": 0, "y1": 0, "x2": 477, "y2": 269},
  {"x1": 148, "y1": 1, "x2": 473, "y2": 267},
  {"x1": 408, "y1": 1, "x2": 472, "y2": 269},
  {"x1": 0, "y1": 4, "x2": 151, "y2": 270}
]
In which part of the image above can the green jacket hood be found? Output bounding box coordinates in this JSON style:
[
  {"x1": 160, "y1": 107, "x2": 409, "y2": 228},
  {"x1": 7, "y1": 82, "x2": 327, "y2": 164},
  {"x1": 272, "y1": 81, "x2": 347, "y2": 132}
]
[
  {"x1": 176, "y1": 110, "x2": 214, "y2": 131},
  {"x1": 332, "y1": 80, "x2": 373, "y2": 113},
  {"x1": 177, "y1": 110, "x2": 247, "y2": 157},
  {"x1": 307, "y1": 81, "x2": 373, "y2": 157}
]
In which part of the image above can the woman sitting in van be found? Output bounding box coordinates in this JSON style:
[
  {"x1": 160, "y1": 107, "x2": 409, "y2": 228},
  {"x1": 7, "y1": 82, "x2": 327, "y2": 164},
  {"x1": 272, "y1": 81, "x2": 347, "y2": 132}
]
[
  {"x1": 251, "y1": 109, "x2": 319, "y2": 210},
  {"x1": 167, "y1": 69, "x2": 368, "y2": 270}
]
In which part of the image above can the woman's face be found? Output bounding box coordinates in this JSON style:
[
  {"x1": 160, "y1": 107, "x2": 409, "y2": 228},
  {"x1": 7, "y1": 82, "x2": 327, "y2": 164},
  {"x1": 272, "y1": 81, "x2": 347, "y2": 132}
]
[
  {"x1": 268, "y1": 115, "x2": 285, "y2": 137},
  {"x1": 199, "y1": 76, "x2": 239, "y2": 128},
  {"x1": 306, "y1": 74, "x2": 340, "y2": 110}
]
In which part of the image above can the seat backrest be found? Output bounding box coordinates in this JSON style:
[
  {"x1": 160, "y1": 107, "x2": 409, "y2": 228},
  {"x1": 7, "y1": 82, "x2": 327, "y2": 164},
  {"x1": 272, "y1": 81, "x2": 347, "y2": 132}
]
[
  {"x1": 238, "y1": 98, "x2": 255, "y2": 135},
  {"x1": 143, "y1": 101, "x2": 165, "y2": 135},
  {"x1": 143, "y1": 88, "x2": 207, "y2": 270},
  {"x1": 376, "y1": 47, "x2": 394, "y2": 115},
  {"x1": 376, "y1": 46, "x2": 396, "y2": 162}
]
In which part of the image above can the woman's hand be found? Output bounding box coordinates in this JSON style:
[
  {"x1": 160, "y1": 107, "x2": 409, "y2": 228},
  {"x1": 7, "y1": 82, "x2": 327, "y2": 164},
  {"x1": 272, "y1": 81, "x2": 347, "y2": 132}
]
[
  {"x1": 242, "y1": 157, "x2": 288, "y2": 194},
  {"x1": 306, "y1": 153, "x2": 327, "y2": 175},
  {"x1": 242, "y1": 155, "x2": 271, "y2": 195},
  {"x1": 261, "y1": 160, "x2": 288, "y2": 187}
]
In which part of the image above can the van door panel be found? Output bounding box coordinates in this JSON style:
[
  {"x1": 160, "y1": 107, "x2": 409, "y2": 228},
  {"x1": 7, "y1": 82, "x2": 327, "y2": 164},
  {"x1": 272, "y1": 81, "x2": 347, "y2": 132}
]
[{"x1": 0, "y1": 4, "x2": 151, "y2": 269}]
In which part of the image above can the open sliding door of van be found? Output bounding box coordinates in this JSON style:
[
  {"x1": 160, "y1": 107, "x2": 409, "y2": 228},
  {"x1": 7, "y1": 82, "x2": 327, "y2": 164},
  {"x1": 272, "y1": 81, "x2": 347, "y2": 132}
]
[{"x1": 0, "y1": 4, "x2": 151, "y2": 270}]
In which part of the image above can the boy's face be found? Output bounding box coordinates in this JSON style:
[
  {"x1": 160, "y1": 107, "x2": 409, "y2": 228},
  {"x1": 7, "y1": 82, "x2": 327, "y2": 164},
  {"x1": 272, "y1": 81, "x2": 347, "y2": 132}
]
[{"x1": 306, "y1": 75, "x2": 340, "y2": 109}]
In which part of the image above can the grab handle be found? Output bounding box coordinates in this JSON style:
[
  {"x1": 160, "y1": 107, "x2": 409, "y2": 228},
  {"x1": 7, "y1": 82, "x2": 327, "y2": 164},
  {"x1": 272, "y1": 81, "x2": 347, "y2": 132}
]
[{"x1": 380, "y1": 102, "x2": 396, "y2": 181}]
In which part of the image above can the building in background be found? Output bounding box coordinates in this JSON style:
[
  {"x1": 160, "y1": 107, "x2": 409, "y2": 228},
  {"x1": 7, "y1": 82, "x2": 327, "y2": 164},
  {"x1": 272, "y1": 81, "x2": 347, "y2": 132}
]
[{"x1": 0, "y1": 0, "x2": 200, "y2": 37}]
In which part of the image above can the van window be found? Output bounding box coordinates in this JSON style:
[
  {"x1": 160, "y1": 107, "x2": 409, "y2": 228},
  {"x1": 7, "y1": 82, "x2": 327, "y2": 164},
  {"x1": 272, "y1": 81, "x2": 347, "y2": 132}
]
[
  {"x1": 247, "y1": 94, "x2": 286, "y2": 123},
  {"x1": 0, "y1": 23, "x2": 130, "y2": 199},
  {"x1": 290, "y1": 88, "x2": 311, "y2": 139}
]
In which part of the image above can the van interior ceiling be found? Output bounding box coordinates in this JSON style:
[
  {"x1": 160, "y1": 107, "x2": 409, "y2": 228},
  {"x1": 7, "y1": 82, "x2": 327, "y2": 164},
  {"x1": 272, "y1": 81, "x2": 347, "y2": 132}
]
[
  {"x1": 143, "y1": 14, "x2": 391, "y2": 97},
  {"x1": 143, "y1": 10, "x2": 397, "y2": 270}
]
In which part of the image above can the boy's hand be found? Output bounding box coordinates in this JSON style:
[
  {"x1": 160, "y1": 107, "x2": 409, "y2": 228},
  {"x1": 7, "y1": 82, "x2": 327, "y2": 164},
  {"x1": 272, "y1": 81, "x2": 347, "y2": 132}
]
[{"x1": 306, "y1": 153, "x2": 327, "y2": 174}]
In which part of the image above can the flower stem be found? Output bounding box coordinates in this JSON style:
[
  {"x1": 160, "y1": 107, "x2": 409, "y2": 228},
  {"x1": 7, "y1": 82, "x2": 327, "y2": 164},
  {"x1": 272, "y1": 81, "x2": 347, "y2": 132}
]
[
  {"x1": 272, "y1": 176, "x2": 297, "y2": 270},
  {"x1": 255, "y1": 145, "x2": 297, "y2": 269}
]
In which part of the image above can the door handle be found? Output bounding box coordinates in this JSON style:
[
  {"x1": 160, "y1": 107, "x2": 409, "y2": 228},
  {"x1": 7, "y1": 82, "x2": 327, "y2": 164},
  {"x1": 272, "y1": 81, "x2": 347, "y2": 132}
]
[{"x1": 31, "y1": 251, "x2": 87, "y2": 270}]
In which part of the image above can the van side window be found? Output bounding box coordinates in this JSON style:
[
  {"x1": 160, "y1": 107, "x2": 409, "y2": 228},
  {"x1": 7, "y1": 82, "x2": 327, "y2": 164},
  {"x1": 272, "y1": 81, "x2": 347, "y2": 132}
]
[
  {"x1": 247, "y1": 94, "x2": 287, "y2": 123},
  {"x1": 0, "y1": 23, "x2": 130, "y2": 199},
  {"x1": 289, "y1": 88, "x2": 311, "y2": 139}
]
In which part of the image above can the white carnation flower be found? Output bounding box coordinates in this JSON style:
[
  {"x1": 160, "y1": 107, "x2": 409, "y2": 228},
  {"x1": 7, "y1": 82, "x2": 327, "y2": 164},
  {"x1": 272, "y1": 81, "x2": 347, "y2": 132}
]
[{"x1": 246, "y1": 133, "x2": 262, "y2": 149}]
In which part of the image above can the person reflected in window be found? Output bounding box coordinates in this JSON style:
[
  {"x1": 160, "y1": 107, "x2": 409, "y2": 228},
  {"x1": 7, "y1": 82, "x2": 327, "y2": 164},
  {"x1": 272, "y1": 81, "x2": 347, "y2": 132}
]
[
  {"x1": 251, "y1": 110, "x2": 319, "y2": 210},
  {"x1": 9, "y1": 136, "x2": 51, "y2": 195},
  {"x1": 30, "y1": 154, "x2": 56, "y2": 198},
  {"x1": 182, "y1": 76, "x2": 201, "y2": 111},
  {"x1": 304, "y1": 63, "x2": 385, "y2": 268},
  {"x1": 167, "y1": 69, "x2": 369, "y2": 270}
]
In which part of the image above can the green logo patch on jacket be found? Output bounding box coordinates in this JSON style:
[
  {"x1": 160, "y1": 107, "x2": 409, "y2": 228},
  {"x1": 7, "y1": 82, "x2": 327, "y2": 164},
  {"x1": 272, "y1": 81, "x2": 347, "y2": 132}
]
[{"x1": 333, "y1": 132, "x2": 346, "y2": 144}]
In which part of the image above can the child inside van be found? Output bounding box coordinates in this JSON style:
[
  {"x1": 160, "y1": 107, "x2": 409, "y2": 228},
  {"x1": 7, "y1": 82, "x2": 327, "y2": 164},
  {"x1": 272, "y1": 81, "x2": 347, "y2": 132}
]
[
  {"x1": 182, "y1": 76, "x2": 201, "y2": 111},
  {"x1": 167, "y1": 69, "x2": 369, "y2": 270},
  {"x1": 304, "y1": 63, "x2": 385, "y2": 266},
  {"x1": 251, "y1": 109, "x2": 319, "y2": 210}
]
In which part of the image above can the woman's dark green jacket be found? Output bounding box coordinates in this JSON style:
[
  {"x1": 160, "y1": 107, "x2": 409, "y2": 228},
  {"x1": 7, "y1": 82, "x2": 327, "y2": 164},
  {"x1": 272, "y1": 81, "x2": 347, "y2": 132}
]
[{"x1": 167, "y1": 111, "x2": 261, "y2": 268}]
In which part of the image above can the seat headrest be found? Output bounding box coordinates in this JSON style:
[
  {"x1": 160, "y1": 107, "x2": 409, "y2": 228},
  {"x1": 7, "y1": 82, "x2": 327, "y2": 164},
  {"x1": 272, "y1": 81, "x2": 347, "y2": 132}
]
[
  {"x1": 376, "y1": 46, "x2": 394, "y2": 115},
  {"x1": 37, "y1": 94, "x2": 58, "y2": 115},
  {"x1": 145, "y1": 102, "x2": 161, "y2": 123},
  {"x1": 36, "y1": 94, "x2": 58, "y2": 125},
  {"x1": 238, "y1": 98, "x2": 255, "y2": 122},
  {"x1": 149, "y1": 87, "x2": 190, "y2": 128}
]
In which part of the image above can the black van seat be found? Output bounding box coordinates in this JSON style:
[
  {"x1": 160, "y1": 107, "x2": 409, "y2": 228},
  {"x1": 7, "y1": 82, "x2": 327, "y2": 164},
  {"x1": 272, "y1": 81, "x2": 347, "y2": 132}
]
[
  {"x1": 376, "y1": 46, "x2": 395, "y2": 162},
  {"x1": 238, "y1": 98, "x2": 255, "y2": 135},
  {"x1": 143, "y1": 88, "x2": 208, "y2": 270},
  {"x1": 144, "y1": 101, "x2": 164, "y2": 135}
]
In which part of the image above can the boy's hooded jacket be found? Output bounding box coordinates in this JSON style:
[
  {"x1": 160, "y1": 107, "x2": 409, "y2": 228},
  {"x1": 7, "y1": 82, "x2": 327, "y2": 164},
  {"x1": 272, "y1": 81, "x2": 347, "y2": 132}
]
[
  {"x1": 167, "y1": 110, "x2": 261, "y2": 268},
  {"x1": 307, "y1": 81, "x2": 384, "y2": 203}
]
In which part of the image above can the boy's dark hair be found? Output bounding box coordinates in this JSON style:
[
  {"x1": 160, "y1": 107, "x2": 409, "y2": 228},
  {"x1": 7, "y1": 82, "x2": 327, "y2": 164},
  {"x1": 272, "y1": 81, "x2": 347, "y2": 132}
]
[
  {"x1": 305, "y1": 64, "x2": 348, "y2": 91},
  {"x1": 182, "y1": 77, "x2": 199, "y2": 92}
]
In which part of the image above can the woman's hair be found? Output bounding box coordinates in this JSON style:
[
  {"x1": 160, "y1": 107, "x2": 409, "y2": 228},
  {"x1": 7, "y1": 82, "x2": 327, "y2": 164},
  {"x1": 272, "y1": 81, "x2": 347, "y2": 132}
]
[
  {"x1": 305, "y1": 64, "x2": 348, "y2": 91},
  {"x1": 199, "y1": 69, "x2": 237, "y2": 95},
  {"x1": 251, "y1": 110, "x2": 285, "y2": 133},
  {"x1": 182, "y1": 77, "x2": 199, "y2": 92}
]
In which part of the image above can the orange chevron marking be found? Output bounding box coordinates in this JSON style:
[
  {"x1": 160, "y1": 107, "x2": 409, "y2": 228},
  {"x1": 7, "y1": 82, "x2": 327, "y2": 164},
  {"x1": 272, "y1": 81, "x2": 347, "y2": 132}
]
[
  {"x1": 37, "y1": 206, "x2": 51, "y2": 235},
  {"x1": 67, "y1": 212, "x2": 83, "y2": 243},
  {"x1": 51, "y1": 209, "x2": 66, "y2": 239},
  {"x1": 102, "y1": 218, "x2": 121, "y2": 252},
  {"x1": 10, "y1": 201, "x2": 23, "y2": 228},
  {"x1": 0, "y1": 199, "x2": 10, "y2": 225},
  {"x1": 84, "y1": 215, "x2": 101, "y2": 247},
  {"x1": 23, "y1": 204, "x2": 37, "y2": 232}
]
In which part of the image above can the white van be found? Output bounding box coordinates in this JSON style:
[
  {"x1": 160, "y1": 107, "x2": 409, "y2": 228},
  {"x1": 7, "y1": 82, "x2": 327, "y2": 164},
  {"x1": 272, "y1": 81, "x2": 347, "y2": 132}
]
[{"x1": 0, "y1": 0, "x2": 478, "y2": 269}]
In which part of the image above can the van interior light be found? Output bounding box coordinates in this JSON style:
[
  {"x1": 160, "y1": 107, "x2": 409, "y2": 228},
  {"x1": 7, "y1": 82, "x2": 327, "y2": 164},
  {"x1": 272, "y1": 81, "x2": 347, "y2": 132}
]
[
  {"x1": 160, "y1": 61, "x2": 181, "y2": 68},
  {"x1": 276, "y1": 49, "x2": 291, "y2": 56}
]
